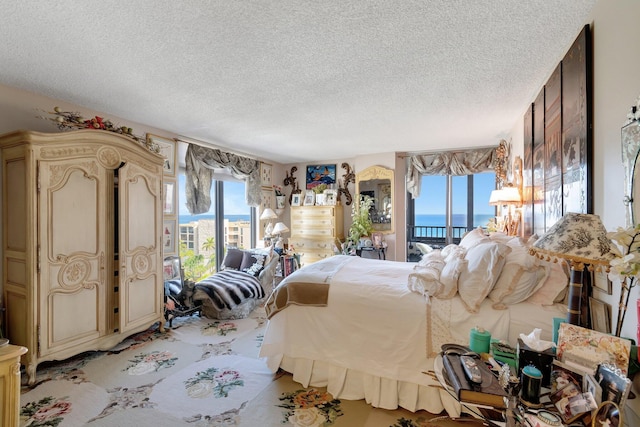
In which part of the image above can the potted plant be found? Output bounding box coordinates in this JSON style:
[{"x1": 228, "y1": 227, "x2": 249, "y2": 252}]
[{"x1": 343, "y1": 195, "x2": 374, "y2": 254}]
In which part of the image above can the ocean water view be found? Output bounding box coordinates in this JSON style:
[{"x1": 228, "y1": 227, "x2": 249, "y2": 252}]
[{"x1": 178, "y1": 213, "x2": 494, "y2": 228}]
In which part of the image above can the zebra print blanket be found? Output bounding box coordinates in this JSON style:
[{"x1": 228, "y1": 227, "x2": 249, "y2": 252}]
[{"x1": 193, "y1": 270, "x2": 265, "y2": 310}]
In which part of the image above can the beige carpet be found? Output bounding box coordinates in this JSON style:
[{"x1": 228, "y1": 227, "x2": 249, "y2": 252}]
[{"x1": 19, "y1": 305, "x2": 484, "y2": 427}]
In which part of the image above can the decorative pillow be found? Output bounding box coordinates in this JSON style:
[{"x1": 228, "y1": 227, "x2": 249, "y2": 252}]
[
  {"x1": 240, "y1": 250, "x2": 268, "y2": 277},
  {"x1": 418, "y1": 249, "x2": 443, "y2": 267},
  {"x1": 458, "y1": 241, "x2": 511, "y2": 313},
  {"x1": 442, "y1": 244, "x2": 466, "y2": 263},
  {"x1": 221, "y1": 248, "x2": 244, "y2": 270},
  {"x1": 438, "y1": 256, "x2": 466, "y2": 299},
  {"x1": 527, "y1": 259, "x2": 569, "y2": 305},
  {"x1": 488, "y1": 236, "x2": 548, "y2": 308},
  {"x1": 407, "y1": 260, "x2": 445, "y2": 297},
  {"x1": 459, "y1": 227, "x2": 491, "y2": 250}
]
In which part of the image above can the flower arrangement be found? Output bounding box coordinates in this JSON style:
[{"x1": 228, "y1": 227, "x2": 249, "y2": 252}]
[
  {"x1": 607, "y1": 224, "x2": 640, "y2": 336},
  {"x1": 273, "y1": 184, "x2": 284, "y2": 196},
  {"x1": 40, "y1": 107, "x2": 160, "y2": 153}
]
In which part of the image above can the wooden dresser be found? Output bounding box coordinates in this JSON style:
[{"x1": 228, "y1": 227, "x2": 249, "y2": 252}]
[
  {"x1": 289, "y1": 205, "x2": 343, "y2": 266},
  {"x1": 0, "y1": 345, "x2": 27, "y2": 427}
]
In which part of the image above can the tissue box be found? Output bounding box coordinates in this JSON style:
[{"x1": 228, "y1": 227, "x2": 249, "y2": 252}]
[
  {"x1": 517, "y1": 338, "x2": 555, "y2": 387},
  {"x1": 490, "y1": 339, "x2": 517, "y2": 371}
]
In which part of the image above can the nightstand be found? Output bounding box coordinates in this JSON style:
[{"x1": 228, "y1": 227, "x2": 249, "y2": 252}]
[{"x1": 1, "y1": 344, "x2": 27, "y2": 427}]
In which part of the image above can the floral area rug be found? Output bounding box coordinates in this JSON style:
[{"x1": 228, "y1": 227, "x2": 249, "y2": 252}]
[{"x1": 19, "y1": 305, "x2": 475, "y2": 427}]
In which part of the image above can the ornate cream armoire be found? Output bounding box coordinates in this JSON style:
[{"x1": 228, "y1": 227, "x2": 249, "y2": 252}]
[{"x1": 0, "y1": 130, "x2": 165, "y2": 385}]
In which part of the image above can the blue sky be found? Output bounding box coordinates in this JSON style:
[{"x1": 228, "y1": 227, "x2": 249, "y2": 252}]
[{"x1": 413, "y1": 172, "x2": 495, "y2": 215}]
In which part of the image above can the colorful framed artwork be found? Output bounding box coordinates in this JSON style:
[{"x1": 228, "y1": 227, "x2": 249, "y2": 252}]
[
  {"x1": 260, "y1": 162, "x2": 273, "y2": 186},
  {"x1": 147, "y1": 134, "x2": 177, "y2": 176},
  {"x1": 163, "y1": 180, "x2": 176, "y2": 215},
  {"x1": 163, "y1": 220, "x2": 176, "y2": 255},
  {"x1": 306, "y1": 164, "x2": 336, "y2": 190}
]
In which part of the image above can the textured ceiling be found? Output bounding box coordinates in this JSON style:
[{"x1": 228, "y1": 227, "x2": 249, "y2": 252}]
[{"x1": 0, "y1": 1, "x2": 596, "y2": 163}]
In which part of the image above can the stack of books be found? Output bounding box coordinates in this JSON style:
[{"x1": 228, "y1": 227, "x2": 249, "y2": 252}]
[
  {"x1": 281, "y1": 255, "x2": 299, "y2": 277},
  {"x1": 442, "y1": 352, "x2": 508, "y2": 409}
]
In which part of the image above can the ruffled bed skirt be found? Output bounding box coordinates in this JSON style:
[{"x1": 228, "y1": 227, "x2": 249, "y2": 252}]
[{"x1": 263, "y1": 354, "x2": 465, "y2": 417}]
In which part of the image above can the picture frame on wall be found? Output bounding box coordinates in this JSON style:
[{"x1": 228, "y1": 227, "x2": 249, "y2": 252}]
[
  {"x1": 260, "y1": 162, "x2": 273, "y2": 186},
  {"x1": 147, "y1": 134, "x2": 177, "y2": 176},
  {"x1": 163, "y1": 181, "x2": 176, "y2": 215},
  {"x1": 163, "y1": 220, "x2": 176, "y2": 255},
  {"x1": 306, "y1": 164, "x2": 336, "y2": 190}
]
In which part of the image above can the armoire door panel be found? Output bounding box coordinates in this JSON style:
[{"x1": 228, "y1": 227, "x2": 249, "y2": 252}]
[
  {"x1": 118, "y1": 162, "x2": 162, "y2": 332},
  {"x1": 38, "y1": 159, "x2": 109, "y2": 357},
  {"x1": 49, "y1": 288, "x2": 99, "y2": 344}
]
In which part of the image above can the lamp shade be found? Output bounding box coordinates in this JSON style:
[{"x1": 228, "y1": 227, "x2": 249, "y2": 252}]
[
  {"x1": 272, "y1": 222, "x2": 289, "y2": 235},
  {"x1": 260, "y1": 208, "x2": 278, "y2": 221},
  {"x1": 489, "y1": 189, "x2": 505, "y2": 206},
  {"x1": 530, "y1": 213, "x2": 611, "y2": 270},
  {"x1": 499, "y1": 186, "x2": 522, "y2": 205}
]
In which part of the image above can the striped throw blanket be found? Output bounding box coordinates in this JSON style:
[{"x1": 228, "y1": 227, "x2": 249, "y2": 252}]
[{"x1": 194, "y1": 270, "x2": 265, "y2": 310}]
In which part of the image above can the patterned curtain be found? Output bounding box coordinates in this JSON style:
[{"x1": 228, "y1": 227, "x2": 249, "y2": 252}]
[
  {"x1": 406, "y1": 146, "x2": 499, "y2": 199},
  {"x1": 185, "y1": 144, "x2": 261, "y2": 214}
]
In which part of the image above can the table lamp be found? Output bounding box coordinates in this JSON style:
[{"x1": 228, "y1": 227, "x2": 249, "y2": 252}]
[
  {"x1": 529, "y1": 213, "x2": 611, "y2": 325},
  {"x1": 272, "y1": 222, "x2": 290, "y2": 250},
  {"x1": 260, "y1": 208, "x2": 278, "y2": 245}
]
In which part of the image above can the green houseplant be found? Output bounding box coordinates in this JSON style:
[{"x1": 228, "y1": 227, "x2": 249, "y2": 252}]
[{"x1": 343, "y1": 195, "x2": 374, "y2": 254}]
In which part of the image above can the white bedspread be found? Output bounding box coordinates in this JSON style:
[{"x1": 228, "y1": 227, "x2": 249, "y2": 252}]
[{"x1": 259, "y1": 256, "x2": 566, "y2": 414}]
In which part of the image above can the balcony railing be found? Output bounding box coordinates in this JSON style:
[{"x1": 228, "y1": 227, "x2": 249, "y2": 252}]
[{"x1": 407, "y1": 225, "x2": 472, "y2": 261}]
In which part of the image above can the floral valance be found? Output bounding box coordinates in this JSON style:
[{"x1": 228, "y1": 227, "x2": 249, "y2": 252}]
[
  {"x1": 185, "y1": 143, "x2": 261, "y2": 214},
  {"x1": 406, "y1": 146, "x2": 499, "y2": 199}
]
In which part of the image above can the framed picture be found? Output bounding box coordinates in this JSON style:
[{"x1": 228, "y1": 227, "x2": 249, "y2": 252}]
[
  {"x1": 291, "y1": 192, "x2": 302, "y2": 206},
  {"x1": 596, "y1": 363, "x2": 632, "y2": 409},
  {"x1": 593, "y1": 271, "x2": 613, "y2": 295},
  {"x1": 261, "y1": 187, "x2": 274, "y2": 210},
  {"x1": 372, "y1": 232, "x2": 383, "y2": 248},
  {"x1": 147, "y1": 134, "x2": 177, "y2": 176},
  {"x1": 163, "y1": 256, "x2": 182, "y2": 282},
  {"x1": 585, "y1": 373, "x2": 602, "y2": 405},
  {"x1": 303, "y1": 190, "x2": 315, "y2": 206},
  {"x1": 550, "y1": 359, "x2": 586, "y2": 394},
  {"x1": 324, "y1": 189, "x2": 337, "y2": 206},
  {"x1": 306, "y1": 164, "x2": 336, "y2": 190},
  {"x1": 260, "y1": 162, "x2": 273, "y2": 186},
  {"x1": 163, "y1": 180, "x2": 176, "y2": 215},
  {"x1": 589, "y1": 297, "x2": 611, "y2": 334},
  {"x1": 593, "y1": 401, "x2": 622, "y2": 427},
  {"x1": 550, "y1": 382, "x2": 596, "y2": 425},
  {"x1": 163, "y1": 220, "x2": 176, "y2": 255}
]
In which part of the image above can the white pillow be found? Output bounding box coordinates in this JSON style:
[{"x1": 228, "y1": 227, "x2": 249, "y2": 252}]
[
  {"x1": 458, "y1": 241, "x2": 511, "y2": 313},
  {"x1": 459, "y1": 227, "x2": 491, "y2": 249},
  {"x1": 527, "y1": 259, "x2": 569, "y2": 305},
  {"x1": 407, "y1": 262, "x2": 445, "y2": 297},
  {"x1": 438, "y1": 256, "x2": 466, "y2": 299},
  {"x1": 488, "y1": 263, "x2": 547, "y2": 309}
]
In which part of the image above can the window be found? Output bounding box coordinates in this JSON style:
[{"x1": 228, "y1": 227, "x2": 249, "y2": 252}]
[
  {"x1": 177, "y1": 172, "x2": 254, "y2": 281},
  {"x1": 407, "y1": 171, "x2": 495, "y2": 261}
]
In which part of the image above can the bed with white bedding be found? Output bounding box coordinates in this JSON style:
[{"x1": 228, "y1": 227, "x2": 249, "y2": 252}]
[{"x1": 259, "y1": 230, "x2": 569, "y2": 415}]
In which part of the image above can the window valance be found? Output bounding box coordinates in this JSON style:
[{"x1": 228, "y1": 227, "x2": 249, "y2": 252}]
[
  {"x1": 406, "y1": 146, "x2": 498, "y2": 199},
  {"x1": 185, "y1": 143, "x2": 261, "y2": 214}
]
